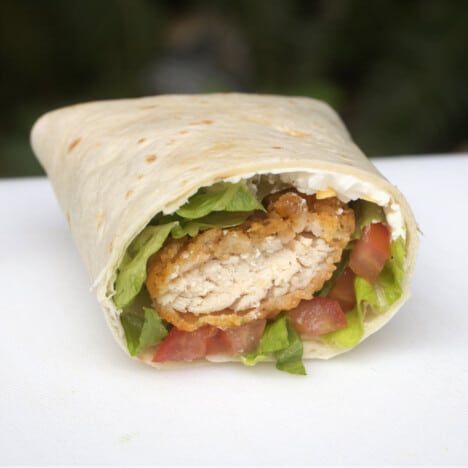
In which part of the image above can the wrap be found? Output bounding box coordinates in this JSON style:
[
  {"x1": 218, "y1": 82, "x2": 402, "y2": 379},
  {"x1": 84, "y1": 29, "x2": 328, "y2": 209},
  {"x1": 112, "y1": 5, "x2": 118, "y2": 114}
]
[{"x1": 31, "y1": 93, "x2": 418, "y2": 373}]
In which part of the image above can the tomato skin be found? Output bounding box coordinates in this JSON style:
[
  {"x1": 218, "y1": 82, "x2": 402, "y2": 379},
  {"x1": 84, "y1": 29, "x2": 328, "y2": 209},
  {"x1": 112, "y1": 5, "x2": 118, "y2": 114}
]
[
  {"x1": 153, "y1": 320, "x2": 267, "y2": 363},
  {"x1": 288, "y1": 297, "x2": 347, "y2": 337},
  {"x1": 349, "y1": 222, "x2": 391, "y2": 283},
  {"x1": 327, "y1": 267, "x2": 356, "y2": 312}
]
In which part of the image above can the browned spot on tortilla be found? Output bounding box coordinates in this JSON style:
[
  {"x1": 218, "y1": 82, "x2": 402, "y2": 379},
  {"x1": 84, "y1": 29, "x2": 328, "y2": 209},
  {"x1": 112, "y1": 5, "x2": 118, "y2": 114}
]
[
  {"x1": 190, "y1": 119, "x2": 213, "y2": 125},
  {"x1": 208, "y1": 142, "x2": 237, "y2": 152},
  {"x1": 137, "y1": 138, "x2": 146, "y2": 144},
  {"x1": 137, "y1": 174, "x2": 144, "y2": 181},
  {"x1": 96, "y1": 210, "x2": 105, "y2": 228},
  {"x1": 95, "y1": 143, "x2": 102, "y2": 148},
  {"x1": 179, "y1": 130, "x2": 189, "y2": 135},
  {"x1": 146, "y1": 154, "x2": 157, "y2": 163},
  {"x1": 125, "y1": 189, "x2": 135, "y2": 199},
  {"x1": 67, "y1": 138, "x2": 81, "y2": 153},
  {"x1": 66, "y1": 211, "x2": 71, "y2": 226},
  {"x1": 272, "y1": 146, "x2": 283, "y2": 149},
  {"x1": 140, "y1": 105, "x2": 157, "y2": 109},
  {"x1": 109, "y1": 240, "x2": 114, "y2": 253}
]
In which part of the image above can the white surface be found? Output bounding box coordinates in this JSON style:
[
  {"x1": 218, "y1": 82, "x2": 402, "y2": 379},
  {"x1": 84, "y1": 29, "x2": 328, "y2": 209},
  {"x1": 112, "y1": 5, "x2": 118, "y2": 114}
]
[{"x1": 1, "y1": 154, "x2": 468, "y2": 466}]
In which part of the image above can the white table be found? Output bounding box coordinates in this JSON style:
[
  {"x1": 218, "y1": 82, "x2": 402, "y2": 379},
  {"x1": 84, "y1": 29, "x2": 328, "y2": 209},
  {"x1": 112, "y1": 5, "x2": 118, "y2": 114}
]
[{"x1": 1, "y1": 155, "x2": 467, "y2": 466}]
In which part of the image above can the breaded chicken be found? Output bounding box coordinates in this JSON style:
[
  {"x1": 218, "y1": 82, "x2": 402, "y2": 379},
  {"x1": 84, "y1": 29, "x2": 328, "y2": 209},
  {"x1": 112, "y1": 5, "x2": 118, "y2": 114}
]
[{"x1": 146, "y1": 191, "x2": 355, "y2": 331}]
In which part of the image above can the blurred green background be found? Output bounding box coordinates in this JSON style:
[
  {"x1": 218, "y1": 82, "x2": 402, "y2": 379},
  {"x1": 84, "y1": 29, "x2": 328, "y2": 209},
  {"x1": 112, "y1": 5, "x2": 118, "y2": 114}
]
[{"x1": 1, "y1": 0, "x2": 468, "y2": 177}]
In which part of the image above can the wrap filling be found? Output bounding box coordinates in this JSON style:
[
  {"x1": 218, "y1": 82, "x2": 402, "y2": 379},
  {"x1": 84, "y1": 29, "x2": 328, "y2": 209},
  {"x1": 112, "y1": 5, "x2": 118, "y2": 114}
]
[{"x1": 115, "y1": 180, "x2": 405, "y2": 375}]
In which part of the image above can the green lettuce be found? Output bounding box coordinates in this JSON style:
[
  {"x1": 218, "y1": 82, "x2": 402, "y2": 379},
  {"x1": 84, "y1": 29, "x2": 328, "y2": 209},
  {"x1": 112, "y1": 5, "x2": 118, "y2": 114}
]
[
  {"x1": 120, "y1": 307, "x2": 168, "y2": 356},
  {"x1": 175, "y1": 182, "x2": 265, "y2": 219},
  {"x1": 257, "y1": 315, "x2": 290, "y2": 353},
  {"x1": 321, "y1": 237, "x2": 406, "y2": 348},
  {"x1": 321, "y1": 306, "x2": 364, "y2": 348},
  {"x1": 242, "y1": 315, "x2": 306, "y2": 375},
  {"x1": 377, "y1": 236, "x2": 405, "y2": 305},
  {"x1": 274, "y1": 323, "x2": 306, "y2": 375},
  {"x1": 114, "y1": 222, "x2": 178, "y2": 309}
]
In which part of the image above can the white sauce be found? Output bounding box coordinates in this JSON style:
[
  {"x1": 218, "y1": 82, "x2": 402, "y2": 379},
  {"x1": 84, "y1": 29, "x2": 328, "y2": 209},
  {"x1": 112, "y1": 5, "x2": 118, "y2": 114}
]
[{"x1": 224, "y1": 169, "x2": 405, "y2": 240}]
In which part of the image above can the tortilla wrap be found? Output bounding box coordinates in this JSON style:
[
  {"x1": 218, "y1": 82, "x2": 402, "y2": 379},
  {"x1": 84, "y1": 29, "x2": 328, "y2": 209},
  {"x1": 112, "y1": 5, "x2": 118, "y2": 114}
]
[{"x1": 30, "y1": 93, "x2": 418, "y2": 366}]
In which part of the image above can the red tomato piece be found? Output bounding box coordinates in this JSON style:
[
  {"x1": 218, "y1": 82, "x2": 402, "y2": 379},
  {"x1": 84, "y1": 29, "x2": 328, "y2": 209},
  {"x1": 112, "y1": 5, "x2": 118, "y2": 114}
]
[
  {"x1": 153, "y1": 320, "x2": 267, "y2": 362},
  {"x1": 222, "y1": 319, "x2": 266, "y2": 355},
  {"x1": 288, "y1": 297, "x2": 348, "y2": 336},
  {"x1": 205, "y1": 329, "x2": 232, "y2": 356},
  {"x1": 327, "y1": 267, "x2": 356, "y2": 312},
  {"x1": 349, "y1": 222, "x2": 391, "y2": 283},
  {"x1": 153, "y1": 326, "x2": 217, "y2": 362}
]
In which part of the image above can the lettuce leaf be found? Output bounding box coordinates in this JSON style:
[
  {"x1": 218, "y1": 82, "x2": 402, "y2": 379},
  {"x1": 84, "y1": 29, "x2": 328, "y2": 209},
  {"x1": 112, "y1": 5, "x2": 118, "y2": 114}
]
[
  {"x1": 114, "y1": 222, "x2": 177, "y2": 309},
  {"x1": 120, "y1": 307, "x2": 168, "y2": 356},
  {"x1": 175, "y1": 182, "x2": 265, "y2": 219},
  {"x1": 378, "y1": 236, "x2": 405, "y2": 306},
  {"x1": 274, "y1": 322, "x2": 306, "y2": 375},
  {"x1": 320, "y1": 306, "x2": 364, "y2": 348},
  {"x1": 242, "y1": 315, "x2": 306, "y2": 375},
  {"x1": 257, "y1": 315, "x2": 290, "y2": 353}
]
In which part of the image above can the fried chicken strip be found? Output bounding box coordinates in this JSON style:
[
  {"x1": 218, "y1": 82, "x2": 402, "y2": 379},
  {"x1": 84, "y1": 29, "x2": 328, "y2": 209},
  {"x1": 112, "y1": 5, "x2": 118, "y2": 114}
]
[{"x1": 146, "y1": 191, "x2": 355, "y2": 331}]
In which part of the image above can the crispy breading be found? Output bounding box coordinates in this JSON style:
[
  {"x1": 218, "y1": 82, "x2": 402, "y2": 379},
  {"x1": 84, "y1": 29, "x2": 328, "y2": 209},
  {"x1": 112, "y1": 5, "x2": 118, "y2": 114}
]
[{"x1": 146, "y1": 191, "x2": 355, "y2": 331}]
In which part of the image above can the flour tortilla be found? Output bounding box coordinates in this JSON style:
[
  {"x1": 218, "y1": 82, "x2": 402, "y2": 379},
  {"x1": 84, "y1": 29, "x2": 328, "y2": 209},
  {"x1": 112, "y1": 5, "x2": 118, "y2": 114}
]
[{"x1": 30, "y1": 93, "x2": 418, "y2": 366}]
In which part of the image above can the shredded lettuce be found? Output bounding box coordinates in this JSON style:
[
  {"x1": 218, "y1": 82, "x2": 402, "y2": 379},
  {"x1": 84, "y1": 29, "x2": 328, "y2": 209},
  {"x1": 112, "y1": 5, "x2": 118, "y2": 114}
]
[
  {"x1": 242, "y1": 315, "x2": 306, "y2": 375},
  {"x1": 120, "y1": 307, "x2": 168, "y2": 356}
]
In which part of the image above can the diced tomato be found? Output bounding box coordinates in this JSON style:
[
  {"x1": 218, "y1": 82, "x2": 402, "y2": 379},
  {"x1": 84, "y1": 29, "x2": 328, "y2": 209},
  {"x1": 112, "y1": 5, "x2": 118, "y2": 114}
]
[
  {"x1": 349, "y1": 222, "x2": 391, "y2": 283},
  {"x1": 327, "y1": 267, "x2": 356, "y2": 312},
  {"x1": 153, "y1": 320, "x2": 267, "y2": 363},
  {"x1": 153, "y1": 326, "x2": 217, "y2": 362},
  {"x1": 205, "y1": 329, "x2": 232, "y2": 356},
  {"x1": 222, "y1": 319, "x2": 266, "y2": 355},
  {"x1": 288, "y1": 297, "x2": 348, "y2": 336}
]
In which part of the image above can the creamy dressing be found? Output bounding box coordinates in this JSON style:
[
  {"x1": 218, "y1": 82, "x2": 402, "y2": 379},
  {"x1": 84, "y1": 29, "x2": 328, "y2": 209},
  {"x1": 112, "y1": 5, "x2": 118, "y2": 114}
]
[{"x1": 223, "y1": 170, "x2": 405, "y2": 240}]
